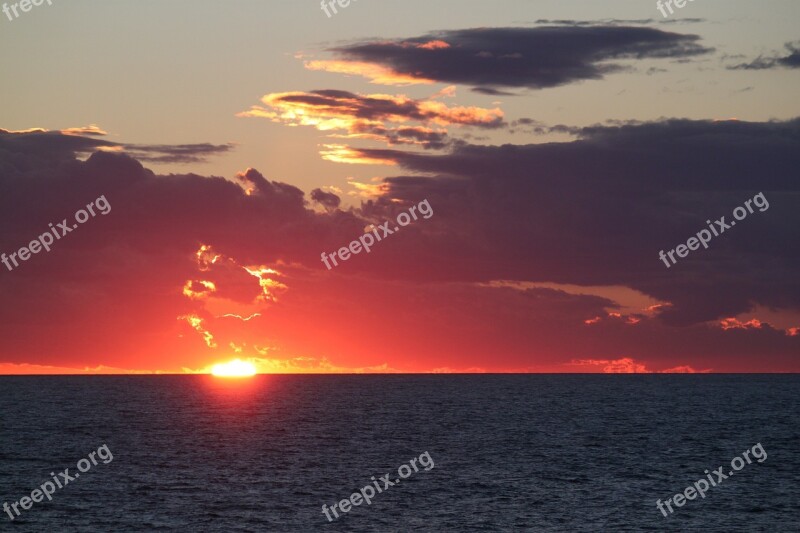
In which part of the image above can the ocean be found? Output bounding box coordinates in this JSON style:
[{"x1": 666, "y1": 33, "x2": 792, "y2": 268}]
[{"x1": 0, "y1": 375, "x2": 798, "y2": 531}]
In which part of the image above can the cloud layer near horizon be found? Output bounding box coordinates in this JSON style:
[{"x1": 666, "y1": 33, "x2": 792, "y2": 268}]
[{"x1": 1, "y1": 119, "x2": 798, "y2": 373}]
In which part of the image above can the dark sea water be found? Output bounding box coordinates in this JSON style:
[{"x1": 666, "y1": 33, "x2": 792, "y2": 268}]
[{"x1": 0, "y1": 375, "x2": 798, "y2": 532}]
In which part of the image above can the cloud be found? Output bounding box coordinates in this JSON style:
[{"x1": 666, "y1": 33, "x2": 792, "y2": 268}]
[
  {"x1": 336, "y1": 118, "x2": 800, "y2": 330},
  {"x1": 304, "y1": 60, "x2": 433, "y2": 85},
  {"x1": 237, "y1": 89, "x2": 503, "y2": 149},
  {"x1": 570, "y1": 357, "x2": 711, "y2": 373},
  {"x1": 718, "y1": 317, "x2": 763, "y2": 331},
  {"x1": 0, "y1": 132, "x2": 349, "y2": 370},
  {"x1": 508, "y1": 118, "x2": 583, "y2": 136},
  {"x1": 531, "y1": 19, "x2": 706, "y2": 26},
  {"x1": 125, "y1": 143, "x2": 236, "y2": 164},
  {"x1": 310, "y1": 188, "x2": 342, "y2": 210},
  {"x1": 0, "y1": 127, "x2": 234, "y2": 166},
  {"x1": 60, "y1": 124, "x2": 108, "y2": 136},
  {"x1": 184, "y1": 356, "x2": 399, "y2": 374},
  {"x1": 727, "y1": 42, "x2": 800, "y2": 70},
  {"x1": 0, "y1": 363, "x2": 162, "y2": 375},
  {"x1": 308, "y1": 26, "x2": 713, "y2": 90},
  {"x1": 0, "y1": 121, "x2": 798, "y2": 373},
  {"x1": 320, "y1": 144, "x2": 399, "y2": 165}
]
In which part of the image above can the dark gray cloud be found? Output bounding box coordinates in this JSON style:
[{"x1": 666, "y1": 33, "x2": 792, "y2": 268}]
[
  {"x1": 508, "y1": 118, "x2": 583, "y2": 136},
  {"x1": 0, "y1": 128, "x2": 234, "y2": 167},
  {"x1": 126, "y1": 143, "x2": 235, "y2": 164},
  {"x1": 471, "y1": 87, "x2": 518, "y2": 96},
  {"x1": 532, "y1": 19, "x2": 706, "y2": 26},
  {"x1": 345, "y1": 119, "x2": 800, "y2": 326},
  {"x1": 350, "y1": 123, "x2": 451, "y2": 149},
  {"x1": 728, "y1": 42, "x2": 800, "y2": 70},
  {"x1": 327, "y1": 26, "x2": 713, "y2": 90},
  {"x1": 310, "y1": 188, "x2": 341, "y2": 210}
]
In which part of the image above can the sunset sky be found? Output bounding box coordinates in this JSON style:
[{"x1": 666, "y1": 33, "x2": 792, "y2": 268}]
[{"x1": 1, "y1": 0, "x2": 798, "y2": 373}]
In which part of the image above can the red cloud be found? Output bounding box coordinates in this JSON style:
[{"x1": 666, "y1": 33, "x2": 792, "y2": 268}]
[
  {"x1": 571, "y1": 358, "x2": 711, "y2": 374},
  {"x1": 719, "y1": 318, "x2": 763, "y2": 331}
]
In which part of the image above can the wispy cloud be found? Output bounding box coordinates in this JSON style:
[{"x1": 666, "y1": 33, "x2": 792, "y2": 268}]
[
  {"x1": 0, "y1": 127, "x2": 234, "y2": 164},
  {"x1": 727, "y1": 41, "x2": 800, "y2": 70}
]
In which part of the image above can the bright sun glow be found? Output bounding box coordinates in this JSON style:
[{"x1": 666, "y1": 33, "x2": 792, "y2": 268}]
[{"x1": 210, "y1": 359, "x2": 257, "y2": 378}]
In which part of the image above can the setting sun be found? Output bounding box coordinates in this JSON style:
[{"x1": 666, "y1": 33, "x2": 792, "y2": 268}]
[{"x1": 210, "y1": 359, "x2": 257, "y2": 378}]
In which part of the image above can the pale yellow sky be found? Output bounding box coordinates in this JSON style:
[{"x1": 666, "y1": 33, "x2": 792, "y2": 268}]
[{"x1": 1, "y1": 0, "x2": 798, "y2": 202}]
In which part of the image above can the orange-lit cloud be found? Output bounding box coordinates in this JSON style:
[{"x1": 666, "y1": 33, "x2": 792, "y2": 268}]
[
  {"x1": 719, "y1": 317, "x2": 763, "y2": 331},
  {"x1": 571, "y1": 358, "x2": 711, "y2": 374},
  {"x1": 644, "y1": 303, "x2": 673, "y2": 315},
  {"x1": 320, "y1": 144, "x2": 398, "y2": 165},
  {"x1": 180, "y1": 314, "x2": 217, "y2": 348},
  {"x1": 0, "y1": 127, "x2": 47, "y2": 134},
  {"x1": 6, "y1": 124, "x2": 109, "y2": 137},
  {"x1": 220, "y1": 313, "x2": 262, "y2": 322},
  {"x1": 177, "y1": 245, "x2": 291, "y2": 351},
  {"x1": 196, "y1": 244, "x2": 221, "y2": 271},
  {"x1": 0, "y1": 363, "x2": 162, "y2": 375},
  {"x1": 237, "y1": 90, "x2": 503, "y2": 151},
  {"x1": 584, "y1": 314, "x2": 641, "y2": 326},
  {"x1": 429, "y1": 366, "x2": 487, "y2": 373},
  {"x1": 244, "y1": 266, "x2": 288, "y2": 303},
  {"x1": 60, "y1": 124, "x2": 108, "y2": 136},
  {"x1": 431, "y1": 85, "x2": 457, "y2": 99},
  {"x1": 182, "y1": 280, "x2": 217, "y2": 300},
  {"x1": 185, "y1": 356, "x2": 400, "y2": 375},
  {"x1": 417, "y1": 40, "x2": 451, "y2": 50},
  {"x1": 346, "y1": 177, "x2": 390, "y2": 198},
  {"x1": 661, "y1": 365, "x2": 709, "y2": 374},
  {"x1": 304, "y1": 60, "x2": 433, "y2": 85},
  {"x1": 94, "y1": 145, "x2": 125, "y2": 153}
]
